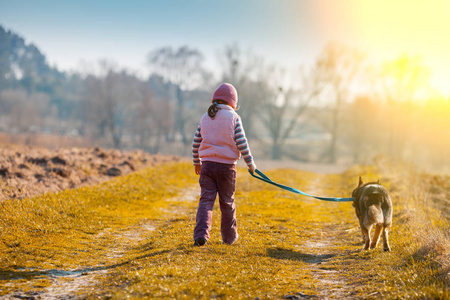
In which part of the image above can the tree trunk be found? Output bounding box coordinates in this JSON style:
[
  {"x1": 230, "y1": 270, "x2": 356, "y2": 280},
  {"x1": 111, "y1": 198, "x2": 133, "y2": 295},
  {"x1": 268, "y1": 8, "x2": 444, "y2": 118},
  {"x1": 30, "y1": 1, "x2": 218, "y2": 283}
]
[
  {"x1": 328, "y1": 104, "x2": 339, "y2": 163},
  {"x1": 175, "y1": 86, "x2": 188, "y2": 146},
  {"x1": 271, "y1": 139, "x2": 282, "y2": 160}
]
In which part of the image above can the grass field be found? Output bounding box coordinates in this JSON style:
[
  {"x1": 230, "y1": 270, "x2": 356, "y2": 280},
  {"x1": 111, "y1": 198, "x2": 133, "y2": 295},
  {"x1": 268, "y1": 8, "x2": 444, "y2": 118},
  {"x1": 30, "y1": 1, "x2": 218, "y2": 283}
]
[{"x1": 1, "y1": 161, "x2": 449, "y2": 299}]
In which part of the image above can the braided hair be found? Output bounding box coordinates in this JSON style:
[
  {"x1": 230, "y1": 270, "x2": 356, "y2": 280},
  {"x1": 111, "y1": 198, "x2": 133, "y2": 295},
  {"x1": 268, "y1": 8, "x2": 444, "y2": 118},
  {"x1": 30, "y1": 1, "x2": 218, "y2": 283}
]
[{"x1": 208, "y1": 100, "x2": 229, "y2": 119}]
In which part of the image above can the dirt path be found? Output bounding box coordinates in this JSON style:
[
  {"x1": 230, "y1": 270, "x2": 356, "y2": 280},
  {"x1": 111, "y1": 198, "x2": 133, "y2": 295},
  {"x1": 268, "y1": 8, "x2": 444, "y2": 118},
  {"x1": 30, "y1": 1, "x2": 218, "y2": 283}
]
[
  {"x1": 238, "y1": 159, "x2": 351, "y2": 174},
  {"x1": 283, "y1": 176, "x2": 361, "y2": 299},
  {"x1": 5, "y1": 222, "x2": 157, "y2": 300},
  {"x1": 291, "y1": 224, "x2": 359, "y2": 299},
  {"x1": 41, "y1": 223, "x2": 157, "y2": 300}
]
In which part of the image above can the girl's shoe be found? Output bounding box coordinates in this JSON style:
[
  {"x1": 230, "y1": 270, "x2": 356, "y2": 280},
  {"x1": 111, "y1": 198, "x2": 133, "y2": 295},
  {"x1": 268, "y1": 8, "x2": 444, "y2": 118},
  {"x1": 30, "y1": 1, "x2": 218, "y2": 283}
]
[{"x1": 194, "y1": 238, "x2": 207, "y2": 246}]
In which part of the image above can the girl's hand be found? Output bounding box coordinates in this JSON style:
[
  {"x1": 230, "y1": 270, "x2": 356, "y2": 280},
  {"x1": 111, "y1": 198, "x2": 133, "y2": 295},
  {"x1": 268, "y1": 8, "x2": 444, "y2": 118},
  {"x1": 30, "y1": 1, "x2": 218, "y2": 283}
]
[
  {"x1": 195, "y1": 165, "x2": 202, "y2": 175},
  {"x1": 249, "y1": 164, "x2": 257, "y2": 174}
]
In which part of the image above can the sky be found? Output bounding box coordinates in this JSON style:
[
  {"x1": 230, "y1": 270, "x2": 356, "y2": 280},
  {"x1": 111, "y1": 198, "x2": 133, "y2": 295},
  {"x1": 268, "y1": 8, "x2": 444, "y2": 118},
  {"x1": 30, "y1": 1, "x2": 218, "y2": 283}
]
[{"x1": 1, "y1": 0, "x2": 450, "y2": 96}]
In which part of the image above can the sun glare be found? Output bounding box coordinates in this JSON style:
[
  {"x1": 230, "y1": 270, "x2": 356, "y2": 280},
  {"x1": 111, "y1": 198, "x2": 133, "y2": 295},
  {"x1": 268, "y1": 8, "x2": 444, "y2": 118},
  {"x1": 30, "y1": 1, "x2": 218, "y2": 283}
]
[
  {"x1": 353, "y1": 0, "x2": 450, "y2": 97},
  {"x1": 315, "y1": 0, "x2": 450, "y2": 97}
]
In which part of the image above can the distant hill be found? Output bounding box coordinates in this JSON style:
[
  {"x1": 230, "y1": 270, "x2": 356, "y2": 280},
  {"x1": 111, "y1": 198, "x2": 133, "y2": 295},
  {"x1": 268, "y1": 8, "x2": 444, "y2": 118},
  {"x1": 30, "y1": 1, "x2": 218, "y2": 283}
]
[{"x1": 0, "y1": 25, "x2": 67, "y2": 94}]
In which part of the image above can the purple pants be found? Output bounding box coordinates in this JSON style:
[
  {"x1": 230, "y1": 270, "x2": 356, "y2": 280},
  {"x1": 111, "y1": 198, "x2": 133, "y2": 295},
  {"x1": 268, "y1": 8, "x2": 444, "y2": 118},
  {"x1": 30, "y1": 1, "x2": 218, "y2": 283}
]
[{"x1": 193, "y1": 161, "x2": 238, "y2": 244}]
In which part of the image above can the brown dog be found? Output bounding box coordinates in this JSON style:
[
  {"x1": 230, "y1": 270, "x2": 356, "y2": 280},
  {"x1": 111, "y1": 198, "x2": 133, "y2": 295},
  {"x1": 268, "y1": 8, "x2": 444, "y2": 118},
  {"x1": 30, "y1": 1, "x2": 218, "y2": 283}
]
[{"x1": 352, "y1": 177, "x2": 393, "y2": 251}]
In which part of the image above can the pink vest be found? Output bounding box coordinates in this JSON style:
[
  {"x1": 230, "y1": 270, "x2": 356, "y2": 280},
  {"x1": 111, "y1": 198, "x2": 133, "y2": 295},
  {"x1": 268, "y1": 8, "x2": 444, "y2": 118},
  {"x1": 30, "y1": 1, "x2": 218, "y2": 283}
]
[{"x1": 199, "y1": 105, "x2": 240, "y2": 165}]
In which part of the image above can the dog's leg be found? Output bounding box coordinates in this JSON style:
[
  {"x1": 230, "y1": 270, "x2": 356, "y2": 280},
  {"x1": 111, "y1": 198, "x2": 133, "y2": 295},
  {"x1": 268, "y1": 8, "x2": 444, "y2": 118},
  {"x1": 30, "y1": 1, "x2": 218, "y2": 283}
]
[
  {"x1": 370, "y1": 224, "x2": 383, "y2": 249},
  {"x1": 382, "y1": 226, "x2": 391, "y2": 252},
  {"x1": 361, "y1": 225, "x2": 371, "y2": 250}
]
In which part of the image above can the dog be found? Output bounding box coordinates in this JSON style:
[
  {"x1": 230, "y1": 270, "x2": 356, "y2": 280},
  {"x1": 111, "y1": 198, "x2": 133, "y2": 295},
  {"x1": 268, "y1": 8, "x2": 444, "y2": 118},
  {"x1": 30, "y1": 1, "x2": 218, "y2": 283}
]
[{"x1": 352, "y1": 177, "x2": 393, "y2": 251}]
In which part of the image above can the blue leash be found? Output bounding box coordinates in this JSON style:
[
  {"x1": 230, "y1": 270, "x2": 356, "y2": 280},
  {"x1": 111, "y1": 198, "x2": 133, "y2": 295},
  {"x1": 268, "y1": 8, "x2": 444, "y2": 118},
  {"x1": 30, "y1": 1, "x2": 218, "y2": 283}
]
[{"x1": 248, "y1": 169, "x2": 354, "y2": 202}]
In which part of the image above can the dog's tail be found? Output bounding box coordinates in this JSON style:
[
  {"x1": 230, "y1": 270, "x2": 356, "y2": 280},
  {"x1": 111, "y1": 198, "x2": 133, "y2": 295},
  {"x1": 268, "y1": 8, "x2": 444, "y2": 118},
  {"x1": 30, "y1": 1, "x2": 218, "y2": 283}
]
[
  {"x1": 367, "y1": 204, "x2": 383, "y2": 224},
  {"x1": 364, "y1": 194, "x2": 384, "y2": 227}
]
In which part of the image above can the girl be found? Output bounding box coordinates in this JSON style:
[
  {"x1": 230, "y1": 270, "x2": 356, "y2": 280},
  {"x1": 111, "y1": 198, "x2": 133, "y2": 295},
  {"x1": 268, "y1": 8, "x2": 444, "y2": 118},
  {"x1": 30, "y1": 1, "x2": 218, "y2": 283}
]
[{"x1": 192, "y1": 83, "x2": 257, "y2": 246}]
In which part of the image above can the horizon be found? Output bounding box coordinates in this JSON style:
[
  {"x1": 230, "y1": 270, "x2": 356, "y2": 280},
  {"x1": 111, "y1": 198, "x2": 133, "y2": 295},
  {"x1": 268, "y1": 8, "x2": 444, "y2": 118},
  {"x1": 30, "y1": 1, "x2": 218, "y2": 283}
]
[{"x1": 1, "y1": 0, "x2": 450, "y2": 96}]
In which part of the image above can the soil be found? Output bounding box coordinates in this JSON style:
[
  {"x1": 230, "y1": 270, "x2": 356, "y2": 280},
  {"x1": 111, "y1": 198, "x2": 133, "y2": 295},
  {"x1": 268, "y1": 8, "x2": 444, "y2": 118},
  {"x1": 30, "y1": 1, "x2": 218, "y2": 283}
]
[{"x1": 0, "y1": 144, "x2": 182, "y2": 201}]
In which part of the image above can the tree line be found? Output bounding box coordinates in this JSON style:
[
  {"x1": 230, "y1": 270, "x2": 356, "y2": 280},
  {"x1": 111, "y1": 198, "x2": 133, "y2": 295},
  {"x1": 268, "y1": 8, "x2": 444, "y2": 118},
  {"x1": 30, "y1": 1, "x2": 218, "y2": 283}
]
[{"x1": 1, "y1": 25, "x2": 449, "y2": 171}]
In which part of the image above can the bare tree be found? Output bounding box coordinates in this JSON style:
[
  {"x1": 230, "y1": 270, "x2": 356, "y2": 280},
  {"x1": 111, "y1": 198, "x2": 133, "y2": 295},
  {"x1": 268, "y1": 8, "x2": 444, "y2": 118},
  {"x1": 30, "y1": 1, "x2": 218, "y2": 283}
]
[
  {"x1": 315, "y1": 42, "x2": 365, "y2": 163},
  {"x1": 133, "y1": 83, "x2": 174, "y2": 154},
  {"x1": 133, "y1": 86, "x2": 154, "y2": 152},
  {"x1": 85, "y1": 60, "x2": 140, "y2": 149},
  {"x1": 147, "y1": 46, "x2": 210, "y2": 147},
  {"x1": 344, "y1": 96, "x2": 384, "y2": 163},
  {"x1": 2, "y1": 89, "x2": 49, "y2": 134},
  {"x1": 260, "y1": 66, "x2": 320, "y2": 160},
  {"x1": 217, "y1": 43, "x2": 265, "y2": 139}
]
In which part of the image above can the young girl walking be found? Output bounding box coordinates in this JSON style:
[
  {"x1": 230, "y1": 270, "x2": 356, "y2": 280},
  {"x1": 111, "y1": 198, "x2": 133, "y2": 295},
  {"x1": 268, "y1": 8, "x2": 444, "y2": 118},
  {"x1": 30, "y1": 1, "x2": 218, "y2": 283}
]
[{"x1": 192, "y1": 83, "x2": 257, "y2": 246}]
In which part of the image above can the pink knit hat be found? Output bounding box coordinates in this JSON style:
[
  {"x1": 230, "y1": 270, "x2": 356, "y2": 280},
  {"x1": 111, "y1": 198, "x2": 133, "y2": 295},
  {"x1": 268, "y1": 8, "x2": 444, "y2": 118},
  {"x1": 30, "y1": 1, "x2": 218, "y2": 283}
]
[{"x1": 212, "y1": 83, "x2": 238, "y2": 109}]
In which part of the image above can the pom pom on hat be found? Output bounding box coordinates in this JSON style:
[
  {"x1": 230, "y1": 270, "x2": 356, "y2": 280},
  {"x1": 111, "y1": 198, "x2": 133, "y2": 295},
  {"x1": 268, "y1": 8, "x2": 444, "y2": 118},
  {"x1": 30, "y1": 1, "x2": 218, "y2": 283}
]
[{"x1": 212, "y1": 83, "x2": 238, "y2": 109}]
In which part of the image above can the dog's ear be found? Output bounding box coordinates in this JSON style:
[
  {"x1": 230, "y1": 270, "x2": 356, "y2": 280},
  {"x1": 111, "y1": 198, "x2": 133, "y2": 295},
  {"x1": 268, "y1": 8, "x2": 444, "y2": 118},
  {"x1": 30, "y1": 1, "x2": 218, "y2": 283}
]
[{"x1": 358, "y1": 176, "x2": 363, "y2": 187}]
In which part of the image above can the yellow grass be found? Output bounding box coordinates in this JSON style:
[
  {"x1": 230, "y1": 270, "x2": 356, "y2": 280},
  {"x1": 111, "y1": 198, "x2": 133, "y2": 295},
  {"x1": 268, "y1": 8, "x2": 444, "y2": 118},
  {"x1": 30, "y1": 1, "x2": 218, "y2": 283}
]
[{"x1": 0, "y1": 161, "x2": 449, "y2": 299}]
